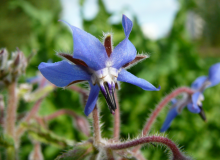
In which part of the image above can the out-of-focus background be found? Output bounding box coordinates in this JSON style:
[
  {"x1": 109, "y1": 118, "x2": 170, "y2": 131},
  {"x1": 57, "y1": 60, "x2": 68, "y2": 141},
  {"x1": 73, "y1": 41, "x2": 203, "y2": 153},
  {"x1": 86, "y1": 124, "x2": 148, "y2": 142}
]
[{"x1": 1, "y1": 0, "x2": 220, "y2": 159}]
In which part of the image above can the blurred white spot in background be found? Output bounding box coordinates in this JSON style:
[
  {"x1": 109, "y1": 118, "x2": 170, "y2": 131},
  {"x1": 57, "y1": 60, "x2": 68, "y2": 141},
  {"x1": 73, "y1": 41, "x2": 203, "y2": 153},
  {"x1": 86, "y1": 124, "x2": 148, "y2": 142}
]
[{"x1": 61, "y1": 0, "x2": 179, "y2": 40}]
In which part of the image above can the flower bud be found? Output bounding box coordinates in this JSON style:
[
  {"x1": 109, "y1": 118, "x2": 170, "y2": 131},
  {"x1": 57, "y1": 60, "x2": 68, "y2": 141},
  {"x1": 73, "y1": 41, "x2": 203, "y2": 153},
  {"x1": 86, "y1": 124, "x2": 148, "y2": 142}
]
[
  {"x1": 11, "y1": 48, "x2": 27, "y2": 75},
  {"x1": 0, "y1": 48, "x2": 8, "y2": 70}
]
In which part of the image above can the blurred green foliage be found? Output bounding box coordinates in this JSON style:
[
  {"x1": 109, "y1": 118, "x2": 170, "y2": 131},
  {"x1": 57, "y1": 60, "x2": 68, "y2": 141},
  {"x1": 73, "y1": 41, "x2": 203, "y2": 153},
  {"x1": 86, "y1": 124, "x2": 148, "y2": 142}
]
[{"x1": 0, "y1": 0, "x2": 220, "y2": 159}]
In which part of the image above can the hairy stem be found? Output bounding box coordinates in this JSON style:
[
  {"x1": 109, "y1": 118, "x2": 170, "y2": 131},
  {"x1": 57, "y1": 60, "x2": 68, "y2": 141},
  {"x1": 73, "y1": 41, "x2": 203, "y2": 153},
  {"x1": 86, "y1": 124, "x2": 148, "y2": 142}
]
[
  {"x1": 24, "y1": 98, "x2": 43, "y2": 122},
  {"x1": 5, "y1": 81, "x2": 17, "y2": 160},
  {"x1": 16, "y1": 98, "x2": 43, "y2": 141},
  {"x1": 0, "y1": 95, "x2": 5, "y2": 126},
  {"x1": 5, "y1": 82, "x2": 17, "y2": 139},
  {"x1": 106, "y1": 136, "x2": 189, "y2": 160},
  {"x1": 29, "y1": 142, "x2": 43, "y2": 160},
  {"x1": 43, "y1": 109, "x2": 77, "y2": 121},
  {"x1": 92, "y1": 106, "x2": 101, "y2": 145},
  {"x1": 133, "y1": 87, "x2": 194, "y2": 152},
  {"x1": 113, "y1": 92, "x2": 120, "y2": 140}
]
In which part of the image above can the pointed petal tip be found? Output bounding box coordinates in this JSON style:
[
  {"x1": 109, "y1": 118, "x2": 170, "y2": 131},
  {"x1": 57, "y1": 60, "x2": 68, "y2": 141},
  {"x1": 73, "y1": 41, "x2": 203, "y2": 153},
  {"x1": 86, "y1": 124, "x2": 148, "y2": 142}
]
[
  {"x1": 208, "y1": 63, "x2": 220, "y2": 87},
  {"x1": 150, "y1": 85, "x2": 161, "y2": 91},
  {"x1": 84, "y1": 110, "x2": 90, "y2": 117},
  {"x1": 58, "y1": 19, "x2": 72, "y2": 28},
  {"x1": 84, "y1": 84, "x2": 100, "y2": 116},
  {"x1": 122, "y1": 14, "x2": 133, "y2": 37},
  {"x1": 156, "y1": 85, "x2": 161, "y2": 91},
  {"x1": 118, "y1": 69, "x2": 161, "y2": 91}
]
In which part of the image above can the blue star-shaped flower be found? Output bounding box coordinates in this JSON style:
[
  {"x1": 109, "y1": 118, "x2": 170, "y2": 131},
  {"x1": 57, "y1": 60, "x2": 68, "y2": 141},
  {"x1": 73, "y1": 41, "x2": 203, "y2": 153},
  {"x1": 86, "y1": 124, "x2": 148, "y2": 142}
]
[
  {"x1": 160, "y1": 63, "x2": 220, "y2": 132},
  {"x1": 38, "y1": 15, "x2": 160, "y2": 116}
]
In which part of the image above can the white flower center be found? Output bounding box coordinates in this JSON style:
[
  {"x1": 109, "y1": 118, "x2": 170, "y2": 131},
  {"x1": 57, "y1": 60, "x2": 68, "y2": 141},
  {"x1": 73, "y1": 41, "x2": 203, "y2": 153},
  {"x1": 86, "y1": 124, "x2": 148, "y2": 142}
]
[
  {"x1": 197, "y1": 94, "x2": 204, "y2": 106},
  {"x1": 91, "y1": 67, "x2": 118, "y2": 86}
]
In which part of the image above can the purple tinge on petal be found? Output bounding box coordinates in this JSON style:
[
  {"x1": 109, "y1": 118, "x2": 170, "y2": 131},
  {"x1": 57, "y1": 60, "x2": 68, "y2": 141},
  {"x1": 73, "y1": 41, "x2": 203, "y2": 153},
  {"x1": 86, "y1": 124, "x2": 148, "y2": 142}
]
[
  {"x1": 187, "y1": 92, "x2": 201, "y2": 113},
  {"x1": 160, "y1": 107, "x2": 178, "y2": 132},
  {"x1": 208, "y1": 63, "x2": 220, "y2": 87},
  {"x1": 110, "y1": 16, "x2": 136, "y2": 69},
  {"x1": 60, "y1": 20, "x2": 108, "y2": 71},
  {"x1": 117, "y1": 69, "x2": 160, "y2": 91},
  {"x1": 38, "y1": 61, "x2": 91, "y2": 87},
  {"x1": 171, "y1": 98, "x2": 177, "y2": 105},
  {"x1": 84, "y1": 83, "x2": 100, "y2": 116},
  {"x1": 26, "y1": 76, "x2": 40, "y2": 84},
  {"x1": 122, "y1": 14, "x2": 133, "y2": 37},
  {"x1": 191, "y1": 76, "x2": 207, "y2": 90}
]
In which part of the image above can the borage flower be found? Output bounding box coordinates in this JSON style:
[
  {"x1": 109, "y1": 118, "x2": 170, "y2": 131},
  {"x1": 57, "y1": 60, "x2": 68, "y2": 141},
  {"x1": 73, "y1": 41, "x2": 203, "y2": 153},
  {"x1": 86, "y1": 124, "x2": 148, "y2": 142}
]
[
  {"x1": 38, "y1": 15, "x2": 160, "y2": 116},
  {"x1": 160, "y1": 63, "x2": 220, "y2": 132}
]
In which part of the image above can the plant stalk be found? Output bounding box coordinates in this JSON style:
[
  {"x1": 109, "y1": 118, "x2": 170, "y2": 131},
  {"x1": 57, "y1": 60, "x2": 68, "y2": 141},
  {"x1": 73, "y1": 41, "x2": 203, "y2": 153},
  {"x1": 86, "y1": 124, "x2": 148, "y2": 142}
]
[{"x1": 133, "y1": 87, "x2": 194, "y2": 152}]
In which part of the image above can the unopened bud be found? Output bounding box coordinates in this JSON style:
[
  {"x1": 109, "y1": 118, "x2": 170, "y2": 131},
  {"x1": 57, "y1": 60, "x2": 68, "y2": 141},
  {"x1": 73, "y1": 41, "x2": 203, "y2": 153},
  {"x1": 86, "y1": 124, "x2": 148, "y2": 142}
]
[
  {"x1": 6, "y1": 48, "x2": 28, "y2": 81},
  {"x1": 0, "y1": 48, "x2": 8, "y2": 70},
  {"x1": 12, "y1": 48, "x2": 27, "y2": 73},
  {"x1": 74, "y1": 116, "x2": 90, "y2": 136}
]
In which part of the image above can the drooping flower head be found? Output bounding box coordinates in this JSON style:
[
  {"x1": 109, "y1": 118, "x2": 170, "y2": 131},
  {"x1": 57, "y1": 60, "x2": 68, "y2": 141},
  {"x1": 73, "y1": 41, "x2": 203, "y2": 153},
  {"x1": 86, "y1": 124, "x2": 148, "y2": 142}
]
[
  {"x1": 38, "y1": 15, "x2": 160, "y2": 116},
  {"x1": 160, "y1": 63, "x2": 220, "y2": 132}
]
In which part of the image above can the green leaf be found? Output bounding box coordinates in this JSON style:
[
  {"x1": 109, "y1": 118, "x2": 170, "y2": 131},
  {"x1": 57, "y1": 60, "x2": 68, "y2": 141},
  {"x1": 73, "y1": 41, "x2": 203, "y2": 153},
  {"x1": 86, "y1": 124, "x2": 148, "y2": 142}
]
[{"x1": 21, "y1": 122, "x2": 74, "y2": 148}]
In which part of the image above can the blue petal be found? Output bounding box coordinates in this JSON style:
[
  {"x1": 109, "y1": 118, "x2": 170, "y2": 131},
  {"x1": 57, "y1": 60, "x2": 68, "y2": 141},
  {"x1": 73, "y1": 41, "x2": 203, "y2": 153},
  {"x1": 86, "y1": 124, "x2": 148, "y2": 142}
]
[
  {"x1": 122, "y1": 15, "x2": 133, "y2": 37},
  {"x1": 191, "y1": 76, "x2": 207, "y2": 90},
  {"x1": 84, "y1": 83, "x2": 100, "y2": 116},
  {"x1": 187, "y1": 92, "x2": 201, "y2": 113},
  {"x1": 38, "y1": 61, "x2": 91, "y2": 87},
  {"x1": 171, "y1": 98, "x2": 177, "y2": 105},
  {"x1": 208, "y1": 63, "x2": 220, "y2": 87},
  {"x1": 110, "y1": 15, "x2": 136, "y2": 69},
  {"x1": 60, "y1": 20, "x2": 108, "y2": 71},
  {"x1": 117, "y1": 69, "x2": 160, "y2": 91},
  {"x1": 160, "y1": 107, "x2": 178, "y2": 132},
  {"x1": 26, "y1": 76, "x2": 39, "y2": 84}
]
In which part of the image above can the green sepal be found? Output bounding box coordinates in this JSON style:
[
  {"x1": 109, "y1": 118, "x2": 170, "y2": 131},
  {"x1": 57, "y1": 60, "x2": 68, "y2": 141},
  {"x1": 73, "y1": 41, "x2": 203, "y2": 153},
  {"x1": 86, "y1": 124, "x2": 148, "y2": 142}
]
[{"x1": 55, "y1": 139, "x2": 98, "y2": 160}]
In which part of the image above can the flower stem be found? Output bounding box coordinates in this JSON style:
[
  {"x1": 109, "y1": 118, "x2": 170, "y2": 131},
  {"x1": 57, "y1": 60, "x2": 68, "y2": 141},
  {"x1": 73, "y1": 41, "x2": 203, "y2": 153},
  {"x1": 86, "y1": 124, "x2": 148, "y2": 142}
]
[
  {"x1": 43, "y1": 109, "x2": 77, "y2": 121},
  {"x1": 106, "y1": 136, "x2": 190, "y2": 160},
  {"x1": 0, "y1": 95, "x2": 5, "y2": 126},
  {"x1": 133, "y1": 87, "x2": 194, "y2": 152},
  {"x1": 29, "y1": 142, "x2": 43, "y2": 160},
  {"x1": 5, "y1": 82, "x2": 17, "y2": 139},
  {"x1": 92, "y1": 105, "x2": 101, "y2": 145},
  {"x1": 113, "y1": 92, "x2": 120, "y2": 140},
  {"x1": 16, "y1": 98, "x2": 43, "y2": 141},
  {"x1": 5, "y1": 81, "x2": 17, "y2": 160}
]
